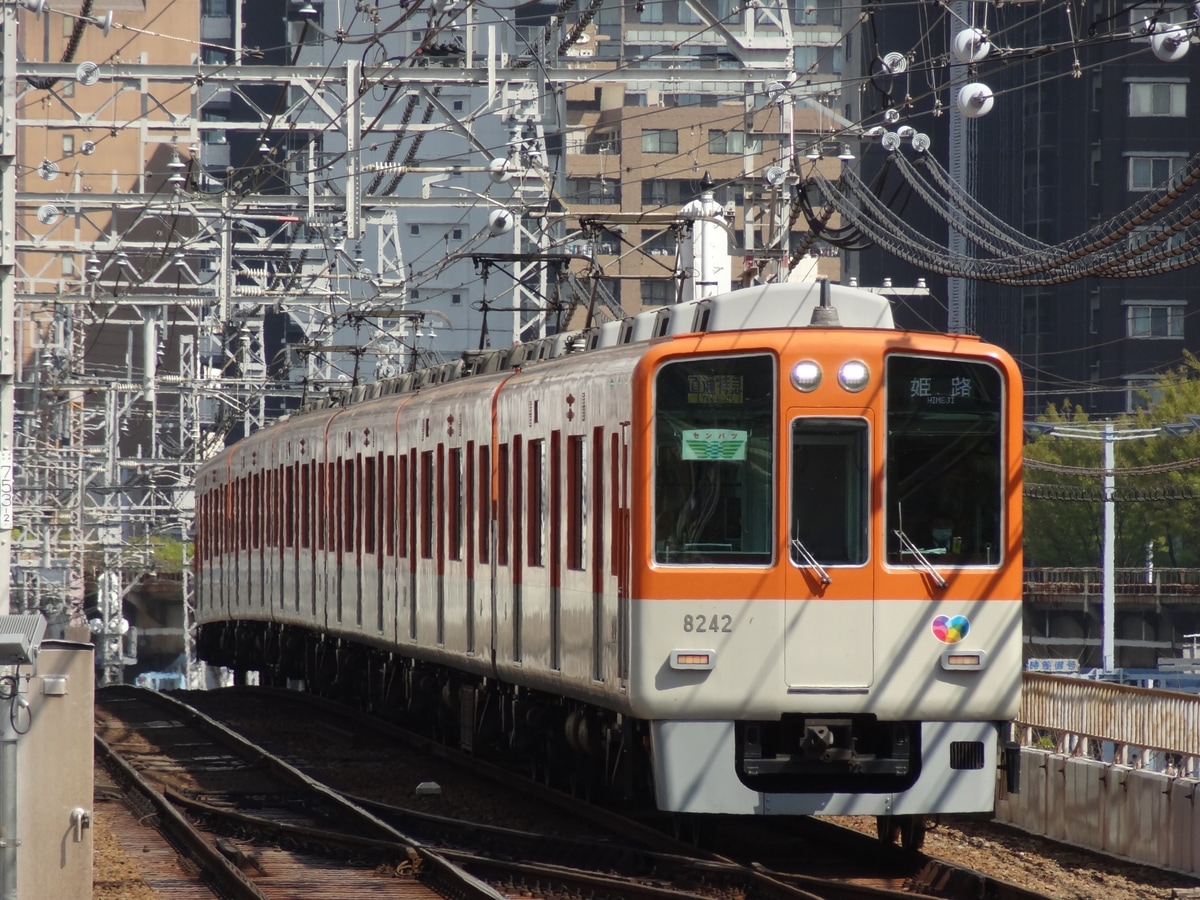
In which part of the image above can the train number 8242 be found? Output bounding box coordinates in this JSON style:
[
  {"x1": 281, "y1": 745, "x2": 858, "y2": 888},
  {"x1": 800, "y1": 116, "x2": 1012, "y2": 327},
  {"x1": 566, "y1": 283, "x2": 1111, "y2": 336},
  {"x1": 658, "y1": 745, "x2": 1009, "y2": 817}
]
[{"x1": 683, "y1": 614, "x2": 734, "y2": 633}]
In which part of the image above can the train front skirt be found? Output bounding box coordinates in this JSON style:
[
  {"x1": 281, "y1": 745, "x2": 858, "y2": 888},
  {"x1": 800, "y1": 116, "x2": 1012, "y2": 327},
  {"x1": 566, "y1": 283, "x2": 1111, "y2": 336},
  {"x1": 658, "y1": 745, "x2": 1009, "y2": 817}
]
[{"x1": 651, "y1": 719, "x2": 1000, "y2": 815}]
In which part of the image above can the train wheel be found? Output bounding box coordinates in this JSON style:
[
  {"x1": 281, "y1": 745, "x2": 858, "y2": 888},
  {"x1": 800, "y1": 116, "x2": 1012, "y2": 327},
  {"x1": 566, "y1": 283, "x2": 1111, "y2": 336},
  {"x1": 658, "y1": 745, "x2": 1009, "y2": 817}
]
[
  {"x1": 671, "y1": 813, "x2": 702, "y2": 845},
  {"x1": 898, "y1": 816, "x2": 927, "y2": 851},
  {"x1": 875, "y1": 815, "x2": 900, "y2": 845},
  {"x1": 876, "y1": 815, "x2": 926, "y2": 851}
]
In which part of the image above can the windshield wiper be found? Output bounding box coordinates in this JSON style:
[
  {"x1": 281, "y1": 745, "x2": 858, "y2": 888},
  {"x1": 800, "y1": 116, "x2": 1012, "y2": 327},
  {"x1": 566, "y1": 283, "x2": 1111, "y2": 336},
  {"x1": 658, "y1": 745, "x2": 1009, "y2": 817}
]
[
  {"x1": 893, "y1": 529, "x2": 948, "y2": 589},
  {"x1": 790, "y1": 538, "x2": 832, "y2": 585}
]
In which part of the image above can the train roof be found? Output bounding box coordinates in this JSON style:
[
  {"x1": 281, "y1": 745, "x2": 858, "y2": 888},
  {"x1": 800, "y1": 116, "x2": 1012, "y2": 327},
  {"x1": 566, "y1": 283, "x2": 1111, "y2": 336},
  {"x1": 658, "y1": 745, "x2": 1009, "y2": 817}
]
[{"x1": 299, "y1": 279, "x2": 893, "y2": 414}]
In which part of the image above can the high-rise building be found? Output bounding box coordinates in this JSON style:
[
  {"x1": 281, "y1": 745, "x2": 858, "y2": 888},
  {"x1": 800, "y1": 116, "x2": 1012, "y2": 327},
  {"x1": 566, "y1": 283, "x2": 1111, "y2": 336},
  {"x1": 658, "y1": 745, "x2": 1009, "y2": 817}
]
[{"x1": 846, "y1": 1, "x2": 1199, "y2": 417}]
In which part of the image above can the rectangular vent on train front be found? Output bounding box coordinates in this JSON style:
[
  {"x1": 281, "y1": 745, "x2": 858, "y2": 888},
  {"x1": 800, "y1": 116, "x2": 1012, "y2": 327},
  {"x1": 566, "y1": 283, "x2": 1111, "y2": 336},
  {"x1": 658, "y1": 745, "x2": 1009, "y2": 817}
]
[{"x1": 949, "y1": 741, "x2": 985, "y2": 770}]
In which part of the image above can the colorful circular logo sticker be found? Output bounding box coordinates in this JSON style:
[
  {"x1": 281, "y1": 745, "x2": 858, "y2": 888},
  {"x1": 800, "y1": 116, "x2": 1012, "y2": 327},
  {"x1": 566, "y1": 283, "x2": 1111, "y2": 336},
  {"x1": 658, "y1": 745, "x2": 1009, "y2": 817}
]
[{"x1": 932, "y1": 615, "x2": 970, "y2": 644}]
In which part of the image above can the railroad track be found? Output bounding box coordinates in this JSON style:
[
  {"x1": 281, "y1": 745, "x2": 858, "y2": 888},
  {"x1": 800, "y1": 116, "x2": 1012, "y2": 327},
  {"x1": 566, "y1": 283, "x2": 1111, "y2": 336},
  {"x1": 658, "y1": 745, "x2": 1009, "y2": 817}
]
[{"x1": 97, "y1": 686, "x2": 1055, "y2": 900}]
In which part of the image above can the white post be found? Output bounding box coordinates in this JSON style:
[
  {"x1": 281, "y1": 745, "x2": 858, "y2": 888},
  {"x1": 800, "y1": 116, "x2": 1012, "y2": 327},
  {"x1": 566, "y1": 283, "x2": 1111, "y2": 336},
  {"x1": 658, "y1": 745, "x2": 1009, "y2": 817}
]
[{"x1": 1102, "y1": 422, "x2": 1115, "y2": 672}]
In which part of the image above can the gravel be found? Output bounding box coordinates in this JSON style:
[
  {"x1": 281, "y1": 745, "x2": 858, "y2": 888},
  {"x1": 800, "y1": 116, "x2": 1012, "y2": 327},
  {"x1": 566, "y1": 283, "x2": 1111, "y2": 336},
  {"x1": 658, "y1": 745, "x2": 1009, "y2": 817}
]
[{"x1": 830, "y1": 815, "x2": 1200, "y2": 899}]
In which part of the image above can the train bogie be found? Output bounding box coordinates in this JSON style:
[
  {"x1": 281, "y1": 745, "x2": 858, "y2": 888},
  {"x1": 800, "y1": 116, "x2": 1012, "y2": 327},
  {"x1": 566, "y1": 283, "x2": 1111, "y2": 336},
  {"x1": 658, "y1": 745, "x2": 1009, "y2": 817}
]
[{"x1": 195, "y1": 280, "x2": 1023, "y2": 822}]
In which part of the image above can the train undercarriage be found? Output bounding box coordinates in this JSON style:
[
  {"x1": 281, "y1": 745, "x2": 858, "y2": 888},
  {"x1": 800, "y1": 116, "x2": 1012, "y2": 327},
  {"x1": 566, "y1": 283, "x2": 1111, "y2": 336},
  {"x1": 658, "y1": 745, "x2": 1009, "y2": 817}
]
[{"x1": 195, "y1": 619, "x2": 931, "y2": 849}]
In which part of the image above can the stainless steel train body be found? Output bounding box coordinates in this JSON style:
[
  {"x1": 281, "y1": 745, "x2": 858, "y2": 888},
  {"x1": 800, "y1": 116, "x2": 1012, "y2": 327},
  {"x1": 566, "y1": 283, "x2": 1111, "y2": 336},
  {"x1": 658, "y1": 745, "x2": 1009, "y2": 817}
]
[{"x1": 195, "y1": 281, "x2": 1024, "y2": 822}]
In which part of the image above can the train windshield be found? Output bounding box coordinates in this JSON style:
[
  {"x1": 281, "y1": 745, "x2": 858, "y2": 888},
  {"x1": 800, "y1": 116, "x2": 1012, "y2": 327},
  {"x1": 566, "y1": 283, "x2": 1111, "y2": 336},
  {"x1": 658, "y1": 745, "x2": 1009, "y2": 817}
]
[
  {"x1": 653, "y1": 354, "x2": 775, "y2": 565},
  {"x1": 885, "y1": 355, "x2": 1004, "y2": 567}
]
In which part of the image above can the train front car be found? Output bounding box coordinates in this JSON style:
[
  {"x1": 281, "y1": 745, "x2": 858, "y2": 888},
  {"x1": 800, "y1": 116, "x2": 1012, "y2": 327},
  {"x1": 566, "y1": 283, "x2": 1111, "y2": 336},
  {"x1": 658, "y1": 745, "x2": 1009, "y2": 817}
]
[{"x1": 630, "y1": 318, "x2": 1022, "y2": 842}]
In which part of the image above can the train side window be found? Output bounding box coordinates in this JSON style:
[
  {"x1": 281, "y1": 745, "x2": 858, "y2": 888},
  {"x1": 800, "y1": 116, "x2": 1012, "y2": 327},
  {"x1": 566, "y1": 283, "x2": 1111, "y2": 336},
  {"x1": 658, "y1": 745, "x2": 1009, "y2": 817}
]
[
  {"x1": 384, "y1": 455, "x2": 396, "y2": 557},
  {"x1": 437, "y1": 445, "x2": 447, "y2": 561},
  {"x1": 567, "y1": 434, "x2": 586, "y2": 570},
  {"x1": 251, "y1": 473, "x2": 262, "y2": 551},
  {"x1": 335, "y1": 461, "x2": 345, "y2": 555},
  {"x1": 449, "y1": 446, "x2": 463, "y2": 561},
  {"x1": 653, "y1": 353, "x2": 776, "y2": 565},
  {"x1": 317, "y1": 463, "x2": 329, "y2": 551},
  {"x1": 592, "y1": 427, "x2": 605, "y2": 577},
  {"x1": 512, "y1": 436, "x2": 523, "y2": 570},
  {"x1": 300, "y1": 462, "x2": 311, "y2": 550},
  {"x1": 609, "y1": 434, "x2": 619, "y2": 577},
  {"x1": 264, "y1": 470, "x2": 273, "y2": 549},
  {"x1": 272, "y1": 468, "x2": 281, "y2": 548},
  {"x1": 497, "y1": 443, "x2": 510, "y2": 565},
  {"x1": 466, "y1": 442, "x2": 475, "y2": 563},
  {"x1": 364, "y1": 454, "x2": 377, "y2": 555},
  {"x1": 478, "y1": 445, "x2": 490, "y2": 564},
  {"x1": 528, "y1": 438, "x2": 545, "y2": 568},
  {"x1": 397, "y1": 454, "x2": 408, "y2": 557},
  {"x1": 242, "y1": 477, "x2": 250, "y2": 550},
  {"x1": 344, "y1": 459, "x2": 356, "y2": 554},
  {"x1": 790, "y1": 419, "x2": 868, "y2": 566},
  {"x1": 284, "y1": 465, "x2": 294, "y2": 548},
  {"x1": 421, "y1": 450, "x2": 435, "y2": 559}
]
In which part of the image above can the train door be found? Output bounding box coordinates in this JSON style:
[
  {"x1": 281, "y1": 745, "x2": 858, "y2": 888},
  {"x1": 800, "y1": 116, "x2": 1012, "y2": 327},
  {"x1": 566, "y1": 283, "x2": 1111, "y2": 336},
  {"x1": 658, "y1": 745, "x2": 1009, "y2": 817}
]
[{"x1": 782, "y1": 412, "x2": 874, "y2": 690}]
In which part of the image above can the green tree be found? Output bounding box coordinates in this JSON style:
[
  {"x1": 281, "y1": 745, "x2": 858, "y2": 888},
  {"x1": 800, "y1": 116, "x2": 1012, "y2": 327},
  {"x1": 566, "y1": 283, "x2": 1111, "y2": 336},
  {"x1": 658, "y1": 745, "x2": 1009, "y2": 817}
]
[
  {"x1": 1023, "y1": 403, "x2": 1106, "y2": 567},
  {"x1": 1024, "y1": 356, "x2": 1200, "y2": 569}
]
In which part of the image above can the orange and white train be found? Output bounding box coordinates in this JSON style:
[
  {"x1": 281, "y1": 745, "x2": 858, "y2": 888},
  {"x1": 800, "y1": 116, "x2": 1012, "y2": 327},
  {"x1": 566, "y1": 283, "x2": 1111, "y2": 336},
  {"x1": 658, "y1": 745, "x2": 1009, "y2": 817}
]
[{"x1": 193, "y1": 279, "x2": 1023, "y2": 845}]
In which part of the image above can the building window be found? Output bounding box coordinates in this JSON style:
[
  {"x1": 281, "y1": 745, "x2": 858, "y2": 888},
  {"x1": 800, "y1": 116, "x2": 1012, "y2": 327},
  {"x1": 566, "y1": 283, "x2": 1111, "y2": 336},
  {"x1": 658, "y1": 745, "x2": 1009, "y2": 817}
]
[
  {"x1": 1128, "y1": 155, "x2": 1185, "y2": 190},
  {"x1": 1128, "y1": 82, "x2": 1186, "y2": 116},
  {"x1": 410, "y1": 224, "x2": 421, "y2": 236},
  {"x1": 638, "y1": 0, "x2": 663, "y2": 23},
  {"x1": 452, "y1": 227, "x2": 463, "y2": 240},
  {"x1": 453, "y1": 99, "x2": 464, "y2": 112},
  {"x1": 1129, "y1": 3, "x2": 1189, "y2": 31},
  {"x1": 1125, "y1": 378, "x2": 1165, "y2": 412},
  {"x1": 642, "y1": 128, "x2": 678, "y2": 154},
  {"x1": 677, "y1": 0, "x2": 700, "y2": 23},
  {"x1": 1126, "y1": 302, "x2": 1184, "y2": 339},
  {"x1": 62, "y1": 135, "x2": 75, "y2": 157},
  {"x1": 642, "y1": 279, "x2": 676, "y2": 306},
  {"x1": 566, "y1": 177, "x2": 617, "y2": 203},
  {"x1": 707, "y1": 129, "x2": 761, "y2": 154},
  {"x1": 451, "y1": 293, "x2": 462, "y2": 305},
  {"x1": 641, "y1": 229, "x2": 675, "y2": 256}
]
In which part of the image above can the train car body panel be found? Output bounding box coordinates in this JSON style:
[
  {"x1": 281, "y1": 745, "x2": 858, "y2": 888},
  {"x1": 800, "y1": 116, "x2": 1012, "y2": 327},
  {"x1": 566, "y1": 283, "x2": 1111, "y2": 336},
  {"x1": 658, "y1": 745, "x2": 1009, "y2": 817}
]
[{"x1": 490, "y1": 343, "x2": 643, "y2": 708}]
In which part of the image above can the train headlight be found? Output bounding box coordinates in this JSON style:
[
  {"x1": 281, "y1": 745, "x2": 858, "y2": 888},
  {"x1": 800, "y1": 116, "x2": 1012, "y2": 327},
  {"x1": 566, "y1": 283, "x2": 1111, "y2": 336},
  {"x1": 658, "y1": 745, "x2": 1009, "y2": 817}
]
[
  {"x1": 940, "y1": 649, "x2": 987, "y2": 671},
  {"x1": 837, "y1": 360, "x2": 870, "y2": 392},
  {"x1": 670, "y1": 650, "x2": 716, "y2": 670},
  {"x1": 790, "y1": 360, "x2": 822, "y2": 392}
]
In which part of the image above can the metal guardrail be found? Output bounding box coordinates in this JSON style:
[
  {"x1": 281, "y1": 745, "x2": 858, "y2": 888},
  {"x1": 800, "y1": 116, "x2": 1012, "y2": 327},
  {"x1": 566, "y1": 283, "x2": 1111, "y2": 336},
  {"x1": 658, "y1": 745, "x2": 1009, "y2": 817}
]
[{"x1": 1019, "y1": 672, "x2": 1200, "y2": 758}]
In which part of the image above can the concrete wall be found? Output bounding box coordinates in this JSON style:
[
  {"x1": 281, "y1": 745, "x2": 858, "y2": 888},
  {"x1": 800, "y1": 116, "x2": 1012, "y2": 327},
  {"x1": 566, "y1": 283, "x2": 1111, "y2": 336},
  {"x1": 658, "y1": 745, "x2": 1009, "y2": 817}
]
[{"x1": 996, "y1": 747, "x2": 1198, "y2": 874}]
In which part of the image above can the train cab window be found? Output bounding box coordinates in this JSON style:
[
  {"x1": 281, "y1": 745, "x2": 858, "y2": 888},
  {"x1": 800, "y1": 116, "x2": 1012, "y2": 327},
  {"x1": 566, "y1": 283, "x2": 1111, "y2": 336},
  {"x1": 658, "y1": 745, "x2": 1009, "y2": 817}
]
[
  {"x1": 790, "y1": 419, "x2": 868, "y2": 566},
  {"x1": 653, "y1": 353, "x2": 775, "y2": 565},
  {"x1": 885, "y1": 355, "x2": 1004, "y2": 567}
]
